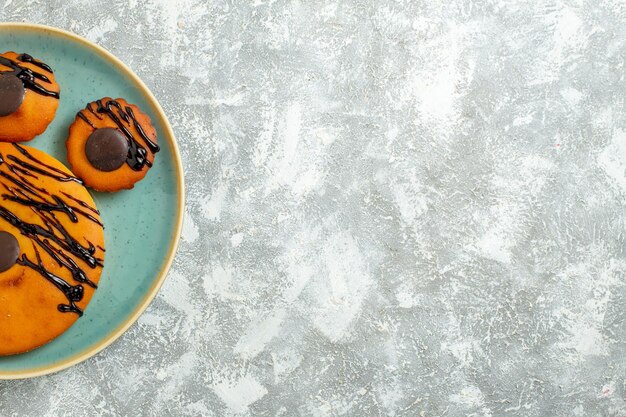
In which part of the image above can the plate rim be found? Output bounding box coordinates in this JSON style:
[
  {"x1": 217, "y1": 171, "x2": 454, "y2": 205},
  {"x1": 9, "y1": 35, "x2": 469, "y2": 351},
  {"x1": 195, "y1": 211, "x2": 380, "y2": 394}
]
[{"x1": 0, "y1": 22, "x2": 185, "y2": 380}]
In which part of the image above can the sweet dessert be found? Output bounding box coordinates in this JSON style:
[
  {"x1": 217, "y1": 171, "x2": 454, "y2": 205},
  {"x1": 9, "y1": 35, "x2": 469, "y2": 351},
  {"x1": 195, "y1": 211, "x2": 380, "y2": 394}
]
[
  {"x1": 66, "y1": 97, "x2": 159, "y2": 191},
  {"x1": 0, "y1": 143, "x2": 104, "y2": 356},
  {"x1": 0, "y1": 52, "x2": 60, "y2": 142}
]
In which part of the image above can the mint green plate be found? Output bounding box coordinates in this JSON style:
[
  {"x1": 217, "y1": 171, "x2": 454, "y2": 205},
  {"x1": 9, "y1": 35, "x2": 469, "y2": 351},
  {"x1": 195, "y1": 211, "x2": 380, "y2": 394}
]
[{"x1": 0, "y1": 23, "x2": 184, "y2": 379}]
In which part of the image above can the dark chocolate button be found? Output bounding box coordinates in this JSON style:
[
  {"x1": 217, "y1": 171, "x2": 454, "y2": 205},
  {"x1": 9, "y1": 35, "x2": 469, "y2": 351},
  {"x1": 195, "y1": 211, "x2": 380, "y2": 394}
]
[
  {"x1": 0, "y1": 231, "x2": 19, "y2": 273},
  {"x1": 0, "y1": 73, "x2": 25, "y2": 117},
  {"x1": 85, "y1": 128, "x2": 129, "y2": 172}
]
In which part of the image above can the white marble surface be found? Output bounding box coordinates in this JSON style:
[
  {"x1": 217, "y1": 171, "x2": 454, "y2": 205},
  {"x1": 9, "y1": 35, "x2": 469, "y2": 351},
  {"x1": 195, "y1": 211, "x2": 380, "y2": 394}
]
[{"x1": 1, "y1": 0, "x2": 626, "y2": 416}]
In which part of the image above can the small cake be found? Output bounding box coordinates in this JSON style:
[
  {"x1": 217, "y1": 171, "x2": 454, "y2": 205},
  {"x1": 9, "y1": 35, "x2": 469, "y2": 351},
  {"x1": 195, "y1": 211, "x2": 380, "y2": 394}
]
[
  {"x1": 66, "y1": 97, "x2": 159, "y2": 192},
  {"x1": 0, "y1": 143, "x2": 104, "y2": 356},
  {"x1": 0, "y1": 52, "x2": 60, "y2": 142}
]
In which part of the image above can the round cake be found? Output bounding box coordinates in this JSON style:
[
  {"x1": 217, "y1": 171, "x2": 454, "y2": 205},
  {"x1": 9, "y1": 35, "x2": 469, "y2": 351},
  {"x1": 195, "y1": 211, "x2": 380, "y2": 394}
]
[
  {"x1": 66, "y1": 97, "x2": 159, "y2": 192},
  {"x1": 0, "y1": 143, "x2": 104, "y2": 356},
  {"x1": 0, "y1": 52, "x2": 60, "y2": 142}
]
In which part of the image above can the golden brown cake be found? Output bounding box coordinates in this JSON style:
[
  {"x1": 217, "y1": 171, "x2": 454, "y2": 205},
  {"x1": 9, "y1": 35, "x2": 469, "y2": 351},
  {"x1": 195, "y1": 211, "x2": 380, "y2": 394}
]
[
  {"x1": 0, "y1": 143, "x2": 104, "y2": 356},
  {"x1": 0, "y1": 52, "x2": 60, "y2": 142},
  {"x1": 66, "y1": 97, "x2": 159, "y2": 192}
]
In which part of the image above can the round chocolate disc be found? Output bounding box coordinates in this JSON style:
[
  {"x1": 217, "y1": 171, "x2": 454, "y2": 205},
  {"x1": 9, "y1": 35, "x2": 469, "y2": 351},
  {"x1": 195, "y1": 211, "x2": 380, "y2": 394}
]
[
  {"x1": 0, "y1": 73, "x2": 25, "y2": 117},
  {"x1": 85, "y1": 128, "x2": 129, "y2": 172},
  {"x1": 0, "y1": 231, "x2": 19, "y2": 273}
]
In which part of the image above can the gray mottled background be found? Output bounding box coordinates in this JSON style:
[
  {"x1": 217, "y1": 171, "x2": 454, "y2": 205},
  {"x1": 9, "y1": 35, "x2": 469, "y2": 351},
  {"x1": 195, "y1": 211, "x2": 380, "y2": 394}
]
[{"x1": 1, "y1": 0, "x2": 626, "y2": 416}]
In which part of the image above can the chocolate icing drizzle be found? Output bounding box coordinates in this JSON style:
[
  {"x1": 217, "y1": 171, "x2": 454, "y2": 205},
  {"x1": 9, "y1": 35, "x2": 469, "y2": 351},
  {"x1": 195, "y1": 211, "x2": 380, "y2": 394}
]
[
  {"x1": 77, "y1": 99, "x2": 160, "y2": 171},
  {"x1": 0, "y1": 144, "x2": 103, "y2": 316},
  {"x1": 0, "y1": 53, "x2": 59, "y2": 99}
]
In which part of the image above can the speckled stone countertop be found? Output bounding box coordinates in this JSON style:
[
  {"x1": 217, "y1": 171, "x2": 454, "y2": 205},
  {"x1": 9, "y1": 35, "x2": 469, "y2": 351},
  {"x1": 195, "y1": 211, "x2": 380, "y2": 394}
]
[{"x1": 1, "y1": 1, "x2": 626, "y2": 416}]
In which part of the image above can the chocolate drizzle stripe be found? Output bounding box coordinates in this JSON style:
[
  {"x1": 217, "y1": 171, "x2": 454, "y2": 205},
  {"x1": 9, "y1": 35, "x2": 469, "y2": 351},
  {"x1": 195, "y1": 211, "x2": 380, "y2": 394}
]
[
  {"x1": 0, "y1": 54, "x2": 59, "y2": 99},
  {"x1": 61, "y1": 191, "x2": 101, "y2": 217},
  {"x1": 126, "y1": 106, "x2": 160, "y2": 154},
  {"x1": 18, "y1": 244, "x2": 84, "y2": 316},
  {"x1": 87, "y1": 103, "x2": 103, "y2": 120},
  {"x1": 1, "y1": 160, "x2": 100, "y2": 226},
  {"x1": 12, "y1": 144, "x2": 82, "y2": 184},
  {"x1": 77, "y1": 99, "x2": 159, "y2": 171},
  {"x1": 77, "y1": 112, "x2": 96, "y2": 129},
  {"x1": 18, "y1": 53, "x2": 53, "y2": 73},
  {"x1": 0, "y1": 145, "x2": 104, "y2": 315}
]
